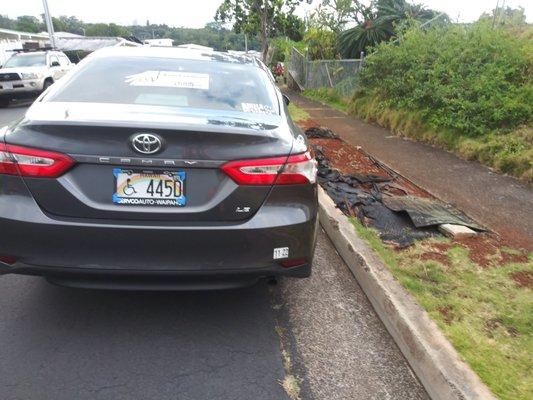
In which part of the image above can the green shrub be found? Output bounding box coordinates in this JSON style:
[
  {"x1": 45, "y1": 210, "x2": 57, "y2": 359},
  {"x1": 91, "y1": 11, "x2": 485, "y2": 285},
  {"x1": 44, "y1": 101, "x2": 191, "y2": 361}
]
[
  {"x1": 356, "y1": 22, "x2": 532, "y2": 137},
  {"x1": 270, "y1": 37, "x2": 306, "y2": 64},
  {"x1": 460, "y1": 127, "x2": 533, "y2": 180},
  {"x1": 339, "y1": 21, "x2": 533, "y2": 180},
  {"x1": 346, "y1": 91, "x2": 533, "y2": 180},
  {"x1": 303, "y1": 28, "x2": 338, "y2": 60}
]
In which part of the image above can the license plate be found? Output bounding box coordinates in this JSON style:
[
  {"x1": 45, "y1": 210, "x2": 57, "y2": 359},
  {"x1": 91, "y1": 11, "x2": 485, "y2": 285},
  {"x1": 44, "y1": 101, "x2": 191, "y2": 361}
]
[
  {"x1": 112, "y1": 168, "x2": 186, "y2": 206},
  {"x1": 2, "y1": 82, "x2": 13, "y2": 90}
]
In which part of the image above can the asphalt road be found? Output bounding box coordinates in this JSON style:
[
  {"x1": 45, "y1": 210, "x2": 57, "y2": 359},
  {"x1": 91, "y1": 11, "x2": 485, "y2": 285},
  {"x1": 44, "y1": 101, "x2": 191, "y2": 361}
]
[
  {"x1": 0, "y1": 102, "x2": 28, "y2": 126},
  {"x1": 0, "y1": 105, "x2": 427, "y2": 400}
]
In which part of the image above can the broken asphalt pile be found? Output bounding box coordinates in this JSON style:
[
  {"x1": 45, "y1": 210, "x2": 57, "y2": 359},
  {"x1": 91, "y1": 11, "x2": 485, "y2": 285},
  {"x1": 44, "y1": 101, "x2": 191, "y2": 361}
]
[{"x1": 307, "y1": 127, "x2": 484, "y2": 247}]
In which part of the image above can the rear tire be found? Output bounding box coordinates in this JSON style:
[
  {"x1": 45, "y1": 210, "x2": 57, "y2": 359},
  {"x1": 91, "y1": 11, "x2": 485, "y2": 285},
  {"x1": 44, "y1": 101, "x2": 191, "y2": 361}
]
[
  {"x1": 266, "y1": 276, "x2": 278, "y2": 285},
  {"x1": 0, "y1": 98, "x2": 9, "y2": 108}
]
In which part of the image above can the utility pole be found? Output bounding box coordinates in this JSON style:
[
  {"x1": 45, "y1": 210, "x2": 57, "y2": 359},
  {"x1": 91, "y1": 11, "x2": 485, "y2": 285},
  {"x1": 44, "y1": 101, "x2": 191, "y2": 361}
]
[
  {"x1": 492, "y1": 0, "x2": 500, "y2": 28},
  {"x1": 42, "y1": 0, "x2": 56, "y2": 48},
  {"x1": 244, "y1": 33, "x2": 248, "y2": 52},
  {"x1": 497, "y1": 0, "x2": 506, "y2": 25}
]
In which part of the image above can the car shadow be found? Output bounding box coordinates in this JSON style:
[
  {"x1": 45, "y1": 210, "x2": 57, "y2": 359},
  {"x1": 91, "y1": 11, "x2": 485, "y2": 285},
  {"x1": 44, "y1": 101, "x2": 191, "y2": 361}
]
[{"x1": 34, "y1": 278, "x2": 269, "y2": 326}]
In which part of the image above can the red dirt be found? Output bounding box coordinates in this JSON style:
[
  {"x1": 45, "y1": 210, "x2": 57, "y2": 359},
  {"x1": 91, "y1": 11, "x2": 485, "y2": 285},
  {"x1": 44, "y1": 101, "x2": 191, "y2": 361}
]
[
  {"x1": 428, "y1": 236, "x2": 529, "y2": 267},
  {"x1": 509, "y1": 270, "x2": 533, "y2": 289},
  {"x1": 431, "y1": 242, "x2": 454, "y2": 253},
  {"x1": 455, "y1": 236, "x2": 500, "y2": 267},
  {"x1": 309, "y1": 137, "x2": 431, "y2": 198},
  {"x1": 420, "y1": 251, "x2": 451, "y2": 267},
  {"x1": 455, "y1": 236, "x2": 530, "y2": 267},
  {"x1": 501, "y1": 251, "x2": 529, "y2": 265},
  {"x1": 298, "y1": 118, "x2": 321, "y2": 131},
  {"x1": 311, "y1": 137, "x2": 387, "y2": 176},
  {"x1": 299, "y1": 121, "x2": 532, "y2": 267},
  {"x1": 437, "y1": 306, "x2": 453, "y2": 325},
  {"x1": 495, "y1": 227, "x2": 533, "y2": 253}
]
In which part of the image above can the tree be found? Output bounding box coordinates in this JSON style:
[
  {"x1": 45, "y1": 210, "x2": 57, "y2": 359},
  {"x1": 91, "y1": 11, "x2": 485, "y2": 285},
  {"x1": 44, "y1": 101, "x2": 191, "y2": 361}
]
[
  {"x1": 0, "y1": 15, "x2": 16, "y2": 30},
  {"x1": 52, "y1": 16, "x2": 85, "y2": 35},
  {"x1": 479, "y1": 6, "x2": 527, "y2": 27},
  {"x1": 274, "y1": 13, "x2": 305, "y2": 41},
  {"x1": 498, "y1": 6, "x2": 527, "y2": 26},
  {"x1": 339, "y1": 0, "x2": 444, "y2": 58},
  {"x1": 0, "y1": 14, "x2": 262, "y2": 53},
  {"x1": 15, "y1": 15, "x2": 43, "y2": 33},
  {"x1": 376, "y1": 0, "x2": 441, "y2": 30},
  {"x1": 205, "y1": 21, "x2": 224, "y2": 31},
  {"x1": 304, "y1": 28, "x2": 338, "y2": 59},
  {"x1": 310, "y1": 0, "x2": 358, "y2": 32},
  {"x1": 215, "y1": 0, "x2": 303, "y2": 61},
  {"x1": 339, "y1": 18, "x2": 392, "y2": 58},
  {"x1": 85, "y1": 23, "x2": 131, "y2": 37}
]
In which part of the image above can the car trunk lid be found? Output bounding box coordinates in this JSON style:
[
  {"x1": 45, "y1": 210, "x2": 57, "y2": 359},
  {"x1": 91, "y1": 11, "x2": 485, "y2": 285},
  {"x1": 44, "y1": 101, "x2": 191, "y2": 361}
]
[{"x1": 6, "y1": 102, "x2": 294, "y2": 222}]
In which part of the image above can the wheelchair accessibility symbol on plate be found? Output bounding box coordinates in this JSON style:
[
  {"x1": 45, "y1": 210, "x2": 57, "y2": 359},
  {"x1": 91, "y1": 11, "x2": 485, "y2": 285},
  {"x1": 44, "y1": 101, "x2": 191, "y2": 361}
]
[{"x1": 123, "y1": 178, "x2": 138, "y2": 196}]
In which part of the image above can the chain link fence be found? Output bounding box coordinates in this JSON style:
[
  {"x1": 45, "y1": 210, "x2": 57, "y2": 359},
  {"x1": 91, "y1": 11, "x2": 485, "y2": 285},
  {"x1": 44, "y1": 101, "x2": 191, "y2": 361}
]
[
  {"x1": 288, "y1": 47, "x2": 307, "y2": 89},
  {"x1": 288, "y1": 47, "x2": 363, "y2": 97}
]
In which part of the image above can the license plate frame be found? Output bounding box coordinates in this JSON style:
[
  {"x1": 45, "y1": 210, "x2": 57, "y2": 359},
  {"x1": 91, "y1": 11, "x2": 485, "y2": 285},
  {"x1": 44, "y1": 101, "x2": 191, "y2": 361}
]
[
  {"x1": 2, "y1": 82, "x2": 13, "y2": 90},
  {"x1": 112, "y1": 168, "x2": 186, "y2": 207}
]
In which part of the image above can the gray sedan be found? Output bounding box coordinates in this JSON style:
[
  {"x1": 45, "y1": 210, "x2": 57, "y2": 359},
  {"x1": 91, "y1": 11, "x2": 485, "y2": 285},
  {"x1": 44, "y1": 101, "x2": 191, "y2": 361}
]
[{"x1": 0, "y1": 47, "x2": 318, "y2": 290}]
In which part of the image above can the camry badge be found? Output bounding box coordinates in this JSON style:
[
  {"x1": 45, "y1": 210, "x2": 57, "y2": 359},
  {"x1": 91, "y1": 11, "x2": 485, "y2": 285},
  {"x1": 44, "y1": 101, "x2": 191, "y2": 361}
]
[{"x1": 131, "y1": 133, "x2": 163, "y2": 155}]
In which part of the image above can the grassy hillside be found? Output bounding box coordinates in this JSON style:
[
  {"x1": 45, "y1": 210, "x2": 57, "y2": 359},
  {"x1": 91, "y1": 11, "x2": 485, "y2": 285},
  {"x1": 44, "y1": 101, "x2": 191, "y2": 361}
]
[{"x1": 306, "y1": 23, "x2": 533, "y2": 181}]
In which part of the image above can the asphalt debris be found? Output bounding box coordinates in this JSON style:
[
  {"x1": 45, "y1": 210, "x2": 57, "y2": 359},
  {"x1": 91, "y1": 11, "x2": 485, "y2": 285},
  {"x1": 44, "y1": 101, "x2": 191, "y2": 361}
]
[
  {"x1": 305, "y1": 126, "x2": 339, "y2": 139},
  {"x1": 308, "y1": 127, "x2": 484, "y2": 247},
  {"x1": 311, "y1": 133, "x2": 486, "y2": 247},
  {"x1": 313, "y1": 144, "x2": 437, "y2": 247},
  {"x1": 382, "y1": 196, "x2": 484, "y2": 231}
]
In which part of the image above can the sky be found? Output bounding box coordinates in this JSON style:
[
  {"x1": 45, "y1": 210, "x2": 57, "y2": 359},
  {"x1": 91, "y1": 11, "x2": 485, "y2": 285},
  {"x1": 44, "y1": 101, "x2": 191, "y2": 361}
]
[{"x1": 2, "y1": 0, "x2": 531, "y2": 29}]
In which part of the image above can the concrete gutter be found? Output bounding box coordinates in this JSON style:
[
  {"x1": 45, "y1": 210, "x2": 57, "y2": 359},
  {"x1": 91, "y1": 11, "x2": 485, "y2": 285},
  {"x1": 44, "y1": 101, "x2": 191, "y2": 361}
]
[{"x1": 317, "y1": 187, "x2": 496, "y2": 400}]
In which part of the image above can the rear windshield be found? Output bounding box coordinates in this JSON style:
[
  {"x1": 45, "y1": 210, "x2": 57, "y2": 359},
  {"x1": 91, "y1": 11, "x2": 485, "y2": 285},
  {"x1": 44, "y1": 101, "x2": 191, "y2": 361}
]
[
  {"x1": 47, "y1": 56, "x2": 279, "y2": 115},
  {"x1": 4, "y1": 53, "x2": 46, "y2": 67}
]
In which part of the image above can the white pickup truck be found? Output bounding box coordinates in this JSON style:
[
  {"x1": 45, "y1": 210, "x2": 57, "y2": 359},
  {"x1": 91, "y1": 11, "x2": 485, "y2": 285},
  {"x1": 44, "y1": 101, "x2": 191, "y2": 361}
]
[{"x1": 0, "y1": 50, "x2": 73, "y2": 107}]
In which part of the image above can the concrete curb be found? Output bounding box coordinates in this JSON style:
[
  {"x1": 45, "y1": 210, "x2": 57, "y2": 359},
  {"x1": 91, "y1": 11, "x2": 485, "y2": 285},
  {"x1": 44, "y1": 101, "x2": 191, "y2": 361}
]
[{"x1": 317, "y1": 187, "x2": 496, "y2": 400}]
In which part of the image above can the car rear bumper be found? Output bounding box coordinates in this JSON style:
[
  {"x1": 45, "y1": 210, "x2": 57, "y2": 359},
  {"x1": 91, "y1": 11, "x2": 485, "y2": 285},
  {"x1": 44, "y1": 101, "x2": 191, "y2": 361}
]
[
  {"x1": 5, "y1": 263, "x2": 312, "y2": 290},
  {"x1": 0, "y1": 176, "x2": 318, "y2": 288},
  {"x1": 0, "y1": 217, "x2": 317, "y2": 287}
]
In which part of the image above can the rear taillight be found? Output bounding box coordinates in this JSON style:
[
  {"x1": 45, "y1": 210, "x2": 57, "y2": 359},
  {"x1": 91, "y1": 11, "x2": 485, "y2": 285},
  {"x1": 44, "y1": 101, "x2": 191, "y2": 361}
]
[
  {"x1": 0, "y1": 144, "x2": 75, "y2": 178},
  {"x1": 0, "y1": 254, "x2": 17, "y2": 265},
  {"x1": 221, "y1": 151, "x2": 317, "y2": 185}
]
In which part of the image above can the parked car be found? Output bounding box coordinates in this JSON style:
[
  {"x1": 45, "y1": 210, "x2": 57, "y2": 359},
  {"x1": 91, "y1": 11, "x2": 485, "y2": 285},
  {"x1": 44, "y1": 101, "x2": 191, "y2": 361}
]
[
  {"x1": 0, "y1": 49, "x2": 73, "y2": 107},
  {"x1": 0, "y1": 46, "x2": 318, "y2": 290}
]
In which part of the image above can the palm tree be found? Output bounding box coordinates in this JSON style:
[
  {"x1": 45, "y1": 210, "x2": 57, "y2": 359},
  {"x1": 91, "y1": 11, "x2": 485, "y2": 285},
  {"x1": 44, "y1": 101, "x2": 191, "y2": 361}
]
[
  {"x1": 377, "y1": 0, "x2": 440, "y2": 31},
  {"x1": 339, "y1": 17, "x2": 393, "y2": 58},
  {"x1": 339, "y1": 0, "x2": 441, "y2": 58}
]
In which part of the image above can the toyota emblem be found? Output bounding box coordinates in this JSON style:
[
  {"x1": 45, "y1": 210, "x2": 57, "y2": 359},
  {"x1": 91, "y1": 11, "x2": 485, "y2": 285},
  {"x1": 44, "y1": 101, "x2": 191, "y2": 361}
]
[{"x1": 131, "y1": 133, "x2": 163, "y2": 155}]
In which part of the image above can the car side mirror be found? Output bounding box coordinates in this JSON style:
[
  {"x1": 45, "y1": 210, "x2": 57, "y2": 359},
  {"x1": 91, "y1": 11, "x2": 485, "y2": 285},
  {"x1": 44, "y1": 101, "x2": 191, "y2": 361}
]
[
  {"x1": 282, "y1": 94, "x2": 290, "y2": 106},
  {"x1": 51, "y1": 61, "x2": 60, "y2": 67}
]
